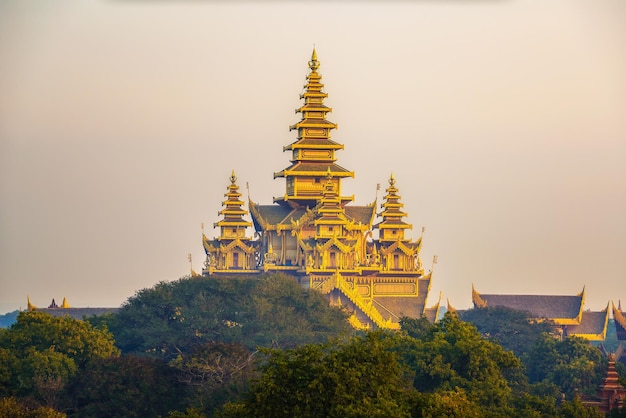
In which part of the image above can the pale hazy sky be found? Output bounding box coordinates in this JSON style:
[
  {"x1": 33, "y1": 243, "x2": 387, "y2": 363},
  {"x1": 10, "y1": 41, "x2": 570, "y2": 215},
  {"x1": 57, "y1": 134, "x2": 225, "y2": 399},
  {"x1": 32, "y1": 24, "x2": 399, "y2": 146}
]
[{"x1": 1, "y1": 1, "x2": 625, "y2": 314}]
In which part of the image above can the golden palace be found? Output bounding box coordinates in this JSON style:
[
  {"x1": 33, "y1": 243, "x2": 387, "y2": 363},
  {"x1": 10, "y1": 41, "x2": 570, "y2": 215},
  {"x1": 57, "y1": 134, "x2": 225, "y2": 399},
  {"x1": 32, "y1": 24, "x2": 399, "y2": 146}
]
[{"x1": 202, "y1": 49, "x2": 440, "y2": 330}]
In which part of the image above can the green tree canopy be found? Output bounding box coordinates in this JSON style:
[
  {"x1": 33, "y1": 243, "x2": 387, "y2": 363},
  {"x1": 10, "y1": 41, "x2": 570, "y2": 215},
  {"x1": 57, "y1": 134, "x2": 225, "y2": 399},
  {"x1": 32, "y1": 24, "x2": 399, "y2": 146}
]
[
  {"x1": 0, "y1": 311, "x2": 119, "y2": 406},
  {"x1": 459, "y1": 306, "x2": 556, "y2": 357},
  {"x1": 220, "y1": 331, "x2": 415, "y2": 418},
  {"x1": 102, "y1": 274, "x2": 352, "y2": 358},
  {"x1": 399, "y1": 313, "x2": 522, "y2": 416},
  {"x1": 524, "y1": 334, "x2": 607, "y2": 399},
  {"x1": 170, "y1": 342, "x2": 257, "y2": 413},
  {"x1": 60, "y1": 355, "x2": 187, "y2": 418}
]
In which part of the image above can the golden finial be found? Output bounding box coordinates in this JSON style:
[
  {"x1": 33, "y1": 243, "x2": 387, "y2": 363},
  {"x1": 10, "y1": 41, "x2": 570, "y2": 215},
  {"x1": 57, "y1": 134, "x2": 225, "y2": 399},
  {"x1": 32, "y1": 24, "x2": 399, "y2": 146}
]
[
  {"x1": 61, "y1": 297, "x2": 70, "y2": 309},
  {"x1": 389, "y1": 172, "x2": 396, "y2": 186},
  {"x1": 230, "y1": 170, "x2": 237, "y2": 184},
  {"x1": 27, "y1": 296, "x2": 36, "y2": 311},
  {"x1": 309, "y1": 47, "x2": 320, "y2": 71}
]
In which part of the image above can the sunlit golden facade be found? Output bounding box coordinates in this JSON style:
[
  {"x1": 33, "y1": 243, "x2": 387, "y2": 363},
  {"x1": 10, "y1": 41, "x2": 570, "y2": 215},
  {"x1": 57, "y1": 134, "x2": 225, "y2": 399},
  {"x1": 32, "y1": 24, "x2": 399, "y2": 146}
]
[{"x1": 203, "y1": 50, "x2": 439, "y2": 329}]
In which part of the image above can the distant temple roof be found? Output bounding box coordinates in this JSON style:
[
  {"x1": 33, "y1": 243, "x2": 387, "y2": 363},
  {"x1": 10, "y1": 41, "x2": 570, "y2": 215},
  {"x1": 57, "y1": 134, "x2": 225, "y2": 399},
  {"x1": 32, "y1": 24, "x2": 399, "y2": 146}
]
[
  {"x1": 472, "y1": 285, "x2": 584, "y2": 324},
  {"x1": 27, "y1": 297, "x2": 119, "y2": 320},
  {"x1": 469, "y1": 286, "x2": 623, "y2": 341},
  {"x1": 564, "y1": 307, "x2": 610, "y2": 341}
]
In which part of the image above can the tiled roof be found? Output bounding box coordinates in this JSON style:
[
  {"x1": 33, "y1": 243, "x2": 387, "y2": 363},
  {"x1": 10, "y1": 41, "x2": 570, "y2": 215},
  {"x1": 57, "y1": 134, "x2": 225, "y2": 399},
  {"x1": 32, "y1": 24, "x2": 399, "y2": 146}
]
[
  {"x1": 423, "y1": 307, "x2": 439, "y2": 323},
  {"x1": 279, "y1": 208, "x2": 307, "y2": 225},
  {"x1": 344, "y1": 205, "x2": 375, "y2": 225},
  {"x1": 564, "y1": 310, "x2": 609, "y2": 337},
  {"x1": 478, "y1": 294, "x2": 582, "y2": 319},
  {"x1": 287, "y1": 138, "x2": 342, "y2": 148},
  {"x1": 280, "y1": 162, "x2": 352, "y2": 173},
  {"x1": 374, "y1": 296, "x2": 427, "y2": 322},
  {"x1": 252, "y1": 205, "x2": 294, "y2": 225}
]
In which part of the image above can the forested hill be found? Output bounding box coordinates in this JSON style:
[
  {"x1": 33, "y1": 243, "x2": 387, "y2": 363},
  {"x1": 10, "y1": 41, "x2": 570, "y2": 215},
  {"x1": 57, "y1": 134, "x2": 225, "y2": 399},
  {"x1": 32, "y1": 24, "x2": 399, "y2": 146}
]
[{"x1": 92, "y1": 273, "x2": 353, "y2": 358}]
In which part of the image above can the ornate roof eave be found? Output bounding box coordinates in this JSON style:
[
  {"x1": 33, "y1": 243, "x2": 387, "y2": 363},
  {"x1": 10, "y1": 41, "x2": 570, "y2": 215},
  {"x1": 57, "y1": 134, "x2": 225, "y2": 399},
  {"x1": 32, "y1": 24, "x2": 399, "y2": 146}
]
[
  {"x1": 379, "y1": 240, "x2": 417, "y2": 256},
  {"x1": 221, "y1": 238, "x2": 256, "y2": 254},
  {"x1": 289, "y1": 122, "x2": 338, "y2": 131},
  {"x1": 27, "y1": 296, "x2": 36, "y2": 311},
  {"x1": 248, "y1": 199, "x2": 270, "y2": 231},
  {"x1": 214, "y1": 220, "x2": 253, "y2": 228},
  {"x1": 296, "y1": 103, "x2": 332, "y2": 112},
  {"x1": 446, "y1": 298, "x2": 457, "y2": 314},
  {"x1": 577, "y1": 286, "x2": 586, "y2": 323},
  {"x1": 283, "y1": 142, "x2": 344, "y2": 151},
  {"x1": 316, "y1": 236, "x2": 354, "y2": 253},
  {"x1": 472, "y1": 284, "x2": 488, "y2": 308},
  {"x1": 613, "y1": 301, "x2": 626, "y2": 329},
  {"x1": 274, "y1": 169, "x2": 354, "y2": 178},
  {"x1": 377, "y1": 222, "x2": 413, "y2": 230},
  {"x1": 427, "y1": 291, "x2": 444, "y2": 319}
]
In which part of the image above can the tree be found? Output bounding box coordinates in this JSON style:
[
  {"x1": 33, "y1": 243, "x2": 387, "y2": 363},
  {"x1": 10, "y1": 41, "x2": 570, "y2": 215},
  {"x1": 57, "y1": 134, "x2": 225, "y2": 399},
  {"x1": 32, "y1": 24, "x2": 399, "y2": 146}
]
[
  {"x1": 459, "y1": 306, "x2": 555, "y2": 358},
  {"x1": 60, "y1": 355, "x2": 187, "y2": 418},
  {"x1": 399, "y1": 313, "x2": 522, "y2": 416},
  {"x1": 169, "y1": 342, "x2": 257, "y2": 414},
  {"x1": 103, "y1": 274, "x2": 352, "y2": 359},
  {"x1": 0, "y1": 311, "x2": 119, "y2": 408},
  {"x1": 0, "y1": 397, "x2": 65, "y2": 418},
  {"x1": 524, "y1": 334, "x2": 606, "y2": 399},
  {"x1": 220, "y1": 331, "x2": 415, "y2": 418}
]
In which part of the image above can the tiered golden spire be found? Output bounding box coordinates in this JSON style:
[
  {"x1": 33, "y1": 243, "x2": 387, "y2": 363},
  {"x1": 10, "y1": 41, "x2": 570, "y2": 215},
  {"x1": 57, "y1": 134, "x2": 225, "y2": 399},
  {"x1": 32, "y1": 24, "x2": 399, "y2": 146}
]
[
  {"x1": 275, "y1": 48, "x2": 353, "y2": 206},
  {"x1": 376, "y1": 173, "x2": 412, "y2": 241},
  {"x1": 315, "y1": 171, "x2": 347, "y2": 238},
  {"x1": 214, "y1": 170, "x2": 252, "y2": 240}
]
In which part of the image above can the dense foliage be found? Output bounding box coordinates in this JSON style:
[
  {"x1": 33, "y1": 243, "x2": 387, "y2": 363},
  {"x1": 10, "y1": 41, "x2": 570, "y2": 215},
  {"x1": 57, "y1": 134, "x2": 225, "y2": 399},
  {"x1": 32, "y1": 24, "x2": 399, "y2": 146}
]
[
  {"x1": 219, "y1": 314, "x2": 606, "y2": 418},
  {"x1": 0, "y1": 311, "x2": 119, "y2": 409},
  {"x1": 99, "y1": 274, "x2": 352, "y2": 358},
  {"x1": 61, "y1": 355, "x2": 187, "y2": 417},
  {"x1": 460, "y1": 306, "x2": 555, "y2": 357},
  {"x1": 1, "y1": 276, "x2": 622, "y2": 417}
]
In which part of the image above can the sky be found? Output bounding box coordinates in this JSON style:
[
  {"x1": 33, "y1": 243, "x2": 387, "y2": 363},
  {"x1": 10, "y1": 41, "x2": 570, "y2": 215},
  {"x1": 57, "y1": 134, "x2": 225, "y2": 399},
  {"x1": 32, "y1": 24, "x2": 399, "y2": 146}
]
[{"x1": 1, "y1": 0, "x2": 625, "y2": 314}]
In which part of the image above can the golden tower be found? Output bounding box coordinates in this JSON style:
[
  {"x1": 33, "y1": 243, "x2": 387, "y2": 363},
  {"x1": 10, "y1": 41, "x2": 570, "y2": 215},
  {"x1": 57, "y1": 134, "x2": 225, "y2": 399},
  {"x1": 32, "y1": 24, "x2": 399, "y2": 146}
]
[{"x1": 203, "y1": 50, "x2": 439, "y2": 329}]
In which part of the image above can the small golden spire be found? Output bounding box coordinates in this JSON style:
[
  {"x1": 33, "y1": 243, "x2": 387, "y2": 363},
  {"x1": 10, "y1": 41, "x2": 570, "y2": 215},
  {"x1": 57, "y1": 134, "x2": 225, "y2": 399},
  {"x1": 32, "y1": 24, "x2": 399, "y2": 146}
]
[
  {"x1": 61, "y1": 297, "x2": 70, "y2": 309},
  {"x1": 309, "y1": 47, "x2": 320, "y2": 71},
  {"x1": 27, "y1": 296, "x2": 36, "y2": 311},
  {"x1": 389, "y1": 172, "x2": 395, "y2": 186},
  {"x1": 230, "y1": 170, "x2": 237, "y2": 184}
]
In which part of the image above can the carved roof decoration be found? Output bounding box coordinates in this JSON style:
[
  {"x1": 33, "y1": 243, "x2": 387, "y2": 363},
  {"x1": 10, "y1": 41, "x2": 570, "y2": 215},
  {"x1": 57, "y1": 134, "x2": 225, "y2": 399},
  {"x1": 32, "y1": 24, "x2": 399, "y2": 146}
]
[{"x1": 613, "y1": 301, "x2": 626, "y2": 341}]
